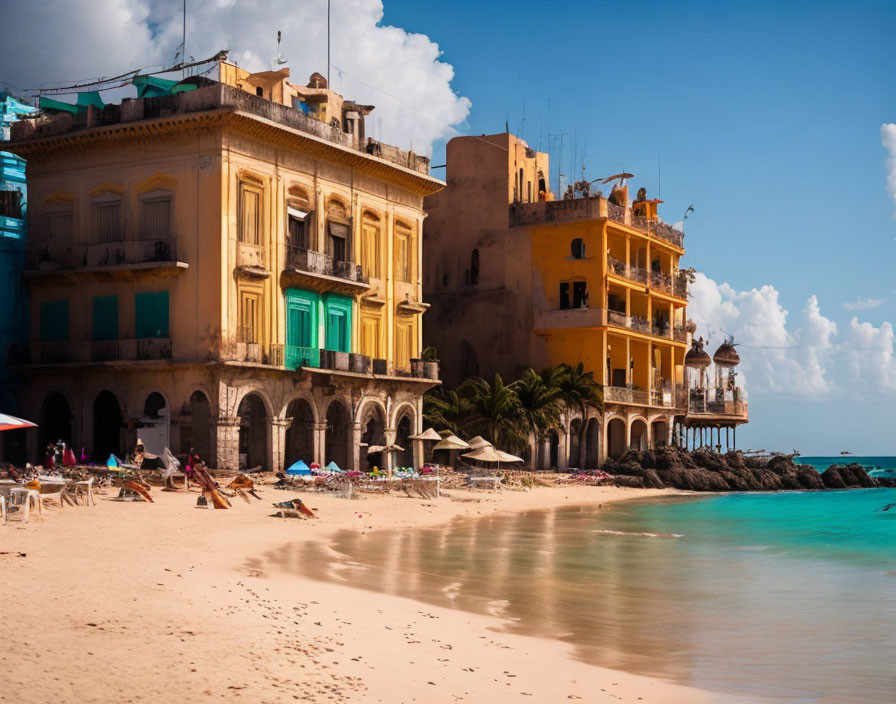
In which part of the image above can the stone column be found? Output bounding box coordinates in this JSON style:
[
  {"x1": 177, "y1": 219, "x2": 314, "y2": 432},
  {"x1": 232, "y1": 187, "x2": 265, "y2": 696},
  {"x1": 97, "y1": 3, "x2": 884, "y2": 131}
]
[
  {"x1": 312, "y1": 422, "x2": 326, "y2": 466},
  {"x1": 215, "y1": 416, "x2": 240, "y2": 471},
  {"x1": 384, "y1": 427, "x2": 397, "y2": 473},
  {"x1": 269, "y1": 418, "x2": 290, "y2": 473},
  {"x1": 351, "y1": 422, "x2": 363, "y2": 472},
  {"x1": 412, "y1": 439, "x2": 424, "y2": 471},
  {"x1": 557, "y1": 431, "x2": 568, "y2": 472},
  {"x1": 539, "y1": 438, "x2": 550, "y2": 470}
]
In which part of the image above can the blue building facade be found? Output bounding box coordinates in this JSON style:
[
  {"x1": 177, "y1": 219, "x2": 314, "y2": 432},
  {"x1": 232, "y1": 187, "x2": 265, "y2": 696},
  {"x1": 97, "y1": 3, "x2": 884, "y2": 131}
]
[{"x1": 1, "y1": 91, "x2": 36, "y2": 462}]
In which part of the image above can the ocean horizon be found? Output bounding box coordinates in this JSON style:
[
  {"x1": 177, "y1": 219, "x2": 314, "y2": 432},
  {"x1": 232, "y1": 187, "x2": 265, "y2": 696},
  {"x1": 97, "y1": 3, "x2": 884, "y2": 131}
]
[{"x1": 283, "y1": 489, "x2": 896, "y2": 703}]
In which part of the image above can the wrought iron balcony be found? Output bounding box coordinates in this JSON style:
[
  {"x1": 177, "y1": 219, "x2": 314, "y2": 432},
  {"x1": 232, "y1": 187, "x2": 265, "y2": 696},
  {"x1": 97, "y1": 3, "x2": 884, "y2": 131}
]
[{"x1": 284, "y1": 246, "x2": 369, "y2": 293}]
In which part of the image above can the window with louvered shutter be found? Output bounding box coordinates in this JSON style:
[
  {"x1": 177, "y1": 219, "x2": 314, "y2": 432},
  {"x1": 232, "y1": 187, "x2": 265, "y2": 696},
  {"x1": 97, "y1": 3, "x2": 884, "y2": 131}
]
[
  {"x1": 95, "y1": 202, "x2": 121, "y2": 243},
  {"x1": 140, "y1": 197, "x2": 171, "y2": 240},
  {"x1": 47, "y1": 210, "x2": 73, "y2": 247}
]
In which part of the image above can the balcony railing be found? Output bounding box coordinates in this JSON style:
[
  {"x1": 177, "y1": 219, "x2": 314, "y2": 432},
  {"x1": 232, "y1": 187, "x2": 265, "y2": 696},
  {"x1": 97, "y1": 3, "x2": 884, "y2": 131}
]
[
  {"x1": 607, "y1": 310, "x2": 628, "y2": 328},
  {"x1": 286, "y1": 246, "x2": 368, "y2": 284},
  {"x1": 606, "y1": 385, "x2": 681, "y2": 409},
  {"x1": 285, "y1": 345, "x2": 320, "y2": 370},
  {"x1": 673, "y1": 271, "x2": 689, "y2": 298},
  {"x1": 25, "y1": 236, "x2": 181, "y2": 271},
  {"x1": 673, "y1": 325, "x2": 688, "y2": 343},
  {"x1": 650, "y1": 271, "x2": 672, "y2": 294},
  {"x1": 632, "y1": 217, "x2": 684, "y2": 248},
  {"x1": 687, "y1": 388, "x2": 748, "y2": 419},
  {"x1": 10, "y1": 338, "x2": 172, "y2": 364}
]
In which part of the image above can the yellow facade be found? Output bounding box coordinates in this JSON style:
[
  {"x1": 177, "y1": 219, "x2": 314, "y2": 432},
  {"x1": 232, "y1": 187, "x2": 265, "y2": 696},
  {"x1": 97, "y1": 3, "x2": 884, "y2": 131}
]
[{"x1": 8, "y1": 71, "x2": 441, "y2": 472}]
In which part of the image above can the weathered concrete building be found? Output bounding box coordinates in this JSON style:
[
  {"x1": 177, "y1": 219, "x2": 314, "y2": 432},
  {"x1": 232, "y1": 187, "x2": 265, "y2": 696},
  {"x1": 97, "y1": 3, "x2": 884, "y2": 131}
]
[
  {"x1": 6, "y1": 61, "x2": 442, "y2": 471},
  {"x1": 424, "y1": 133, "x2": 746, "y2": 468}
]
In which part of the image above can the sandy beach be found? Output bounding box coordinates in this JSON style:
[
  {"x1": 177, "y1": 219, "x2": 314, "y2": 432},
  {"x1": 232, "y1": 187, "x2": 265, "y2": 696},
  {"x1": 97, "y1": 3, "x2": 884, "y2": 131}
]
[{"x1": 0, "y1": 482, "x2": 753, "y2": 703}]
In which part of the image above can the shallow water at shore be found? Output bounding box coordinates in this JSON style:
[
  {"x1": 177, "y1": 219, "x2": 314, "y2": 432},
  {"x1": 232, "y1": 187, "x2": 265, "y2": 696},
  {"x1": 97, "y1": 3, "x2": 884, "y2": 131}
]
[{"x1": 271, "y1": 489, "x2": 896, "y2": 703}]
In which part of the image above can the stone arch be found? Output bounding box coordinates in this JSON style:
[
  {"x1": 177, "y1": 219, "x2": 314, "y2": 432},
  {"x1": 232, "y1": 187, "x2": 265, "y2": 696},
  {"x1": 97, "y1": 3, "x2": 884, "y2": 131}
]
[
  {"x1": 232, "y1": 385, "x2": 275, "y2": 421},
  {"x1": 186, "y1": 390, "x2": 213, "y2": 461},
  {"x1": 357, "y1": 398, "x2": 386, "y2": 473},
  {"x1": 548, "y1": 430, "x2": 560, "y2": 469},
  {"x1": 139, "y1": 390, "x2": 170, "y2": 455},
  {"x1": 92, "y1": 390, "x2": 123, "y2": 462},
  {"x1": 607, "y1": 416, "x2": 626, "y2": 459},
  {"x1": 284, "y1": 398, "x2": 316, "y2": 469},
  {"x1": 584, "y1": 416, "x2": 600, "y2": 468},
  {"x1": 38, "y1": 391, "x2": 73, "y2": 452},
  {"x1": 324, "y1": 398, "x2": 352, "y2": 470},
  {"x1": 629, "y1": 417, "x2": 648, "y2": 452},
  {"x1": 237, "y1": 392, "x2": 268, "y2": 471},
  {"x1": 389, "y1": 400, "x2": 417, "y2": 430},
  {"x1": 393, "y1": 406, "x2": 416, "y2": 469},
  {"x1": 568, "y1": 417, "x2": 583, "y2": 469}
]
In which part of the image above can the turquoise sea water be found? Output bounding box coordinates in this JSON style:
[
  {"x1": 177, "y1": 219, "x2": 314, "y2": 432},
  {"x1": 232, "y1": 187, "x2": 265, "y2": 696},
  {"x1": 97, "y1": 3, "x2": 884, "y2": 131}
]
[
  {"x1": 277, "y1": 490, "x2": 896, "y2": 703},
  {"x1": 797, "y1": 455, "x2": 896, "y2": 479}
]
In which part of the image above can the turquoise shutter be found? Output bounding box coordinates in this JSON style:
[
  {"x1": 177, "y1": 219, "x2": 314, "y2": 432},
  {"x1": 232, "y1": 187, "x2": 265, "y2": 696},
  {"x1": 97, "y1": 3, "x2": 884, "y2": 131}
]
[
  {"x1": 135, "y1": 291, "x2": 169, "y2": 338},
  {"x1": 92, "y1": 296, "x2": 118, "y2": 341},
  {"x1": 39, "y1": 300, "x2": 69, "y2": 342}
]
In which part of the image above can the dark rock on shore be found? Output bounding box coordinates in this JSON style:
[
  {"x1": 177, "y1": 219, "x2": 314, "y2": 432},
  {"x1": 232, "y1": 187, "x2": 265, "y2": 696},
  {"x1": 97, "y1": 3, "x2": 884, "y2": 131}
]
[{"x1": 605, "y1": 447, "x2": 883, "y2": 492}]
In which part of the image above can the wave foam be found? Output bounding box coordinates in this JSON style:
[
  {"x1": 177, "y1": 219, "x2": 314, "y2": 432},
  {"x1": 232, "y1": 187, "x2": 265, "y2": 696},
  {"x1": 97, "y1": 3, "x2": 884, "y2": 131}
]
[{"x1": 593, "y1": 529, "x2": 683, "y2": 539}]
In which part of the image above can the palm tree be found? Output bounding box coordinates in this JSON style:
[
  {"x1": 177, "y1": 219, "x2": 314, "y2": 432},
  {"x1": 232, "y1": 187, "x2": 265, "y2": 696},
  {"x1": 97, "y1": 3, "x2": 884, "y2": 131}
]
[
  {"x1": 423, "y1": 387, "x2": 473, "y2": 437},
  {"x1": 512, "y1": 368, "x2": 563, "y2": 464},
  {"x1": 459, "y1": 374, "x2": 526, "y2": 451},
  {"x1": 553, "y1": 362, "x2": 603, "y2": 468}
]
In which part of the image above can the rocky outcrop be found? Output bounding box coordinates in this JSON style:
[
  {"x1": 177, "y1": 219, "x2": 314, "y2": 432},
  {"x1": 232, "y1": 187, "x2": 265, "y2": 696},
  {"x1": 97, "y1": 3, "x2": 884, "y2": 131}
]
[{"x1": 607, "y1": 448, "x2": 884, "y2": 492}]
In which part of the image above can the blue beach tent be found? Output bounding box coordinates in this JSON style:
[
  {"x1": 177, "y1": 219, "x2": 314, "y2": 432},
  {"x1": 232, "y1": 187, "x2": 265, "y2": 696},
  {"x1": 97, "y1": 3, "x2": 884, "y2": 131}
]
[
  {"x1": 325, "y1": 461, "x2": 342, "y2": 473},
  {"x1": 286, "y1": 459, "x2": 311, "y2": 476}
]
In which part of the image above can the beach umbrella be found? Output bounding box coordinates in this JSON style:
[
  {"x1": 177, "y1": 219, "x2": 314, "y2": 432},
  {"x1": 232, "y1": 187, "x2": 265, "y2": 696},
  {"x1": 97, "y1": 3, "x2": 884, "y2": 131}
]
[
  {"x1": 0, "y1": 413, "x2": 36, "y2": 432},
  {"x1": 325, "y1": 461, "x2": 342, "y2": 472},
  {"x1": 409, "y1": 428, "x2": 442, "y2": 442},
  {"x1": 286, "y1": 459, "x2": 311, "y2": 475},
  {"x1": 463, "y1": 446, "x2": 524, "y2": 467},
  {"x1": 310, "y1": 461, "x2": 321, "y2": 469},
  {"x1": 432, "y1": 434, "x2": 470, "y2": 451},
  {"x1": 367, "y1": 445, "x2": 386, "y2": 455},
  {"x1": 467, "y1": 435, "x2": 492, "y2": 450}
]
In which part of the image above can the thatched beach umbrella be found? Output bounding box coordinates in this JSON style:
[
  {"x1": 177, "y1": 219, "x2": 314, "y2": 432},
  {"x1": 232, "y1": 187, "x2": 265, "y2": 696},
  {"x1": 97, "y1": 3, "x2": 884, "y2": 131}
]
[
  {"x1": 409, "y1": 427, "x2": 442, "y2": 465},
  {"x1": 467, "y1": 435, "x2": 492, "y2": 450},
  {"x1": 432, "y1": 434, "x2": 470, "y2": 469},
  {"x1": 462, "y1": 445, "x2": 524, "y2": 469}
]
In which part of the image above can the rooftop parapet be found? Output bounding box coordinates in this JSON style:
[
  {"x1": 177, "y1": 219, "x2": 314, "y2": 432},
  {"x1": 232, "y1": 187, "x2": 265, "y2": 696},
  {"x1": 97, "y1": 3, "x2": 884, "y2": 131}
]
[
  {"x1": 8, "y1": 82, "x2": 431, "y2": 176},
  {"x1": 510, "y1": 191, "x2": 684, "y2": 249}
]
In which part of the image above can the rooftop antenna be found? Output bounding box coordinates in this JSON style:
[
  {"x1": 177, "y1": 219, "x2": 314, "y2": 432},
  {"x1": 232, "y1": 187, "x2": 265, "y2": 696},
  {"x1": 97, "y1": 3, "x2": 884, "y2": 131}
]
[
  {"x1": 276, "y1": 30, "x2": 287, "y2": 65},
  {"x1": 182, "y1": 0, "x2": 187, "y2": 77}
]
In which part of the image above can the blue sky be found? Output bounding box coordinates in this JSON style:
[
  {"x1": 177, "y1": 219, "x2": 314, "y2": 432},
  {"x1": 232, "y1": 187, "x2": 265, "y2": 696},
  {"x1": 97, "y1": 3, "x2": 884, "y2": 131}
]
[
  {"x1": 3, "y1": 0, "x2": 895, "y2": 453},
  {"x1": 380, "y1": 0, "x2": 896, "y2": 454}
]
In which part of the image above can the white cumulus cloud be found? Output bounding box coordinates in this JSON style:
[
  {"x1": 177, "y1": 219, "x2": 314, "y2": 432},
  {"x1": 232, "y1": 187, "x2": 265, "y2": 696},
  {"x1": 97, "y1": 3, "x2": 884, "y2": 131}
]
[
  {"x1": 0, "y1": 0, "x2": 470, "y2": 155},
  {"x1": 842, "y1": 296, "x2": 885, "y2": 311},
  {"x1": 687, "y1": 273, "x2": 896, "y2": 399}
]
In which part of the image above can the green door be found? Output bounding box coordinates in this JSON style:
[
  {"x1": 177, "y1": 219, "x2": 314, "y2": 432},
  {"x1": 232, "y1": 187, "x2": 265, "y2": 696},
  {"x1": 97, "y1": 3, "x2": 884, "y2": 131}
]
[
  {"x1": 285, "y1": 288, "x2": 319, "y2": 368},
  {"x1": 323, "y1": 293, "x2": 352, "y2": 353},
  {"x1": 92, "y1": 296, "x2": 118, "y2": 340}
]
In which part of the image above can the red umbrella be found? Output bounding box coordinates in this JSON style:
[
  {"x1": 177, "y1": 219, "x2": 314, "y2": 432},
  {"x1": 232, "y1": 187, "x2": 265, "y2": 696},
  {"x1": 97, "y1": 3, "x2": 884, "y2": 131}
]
[{"x1": 0, "y1": 414, "x2": 37, "y2": 432}]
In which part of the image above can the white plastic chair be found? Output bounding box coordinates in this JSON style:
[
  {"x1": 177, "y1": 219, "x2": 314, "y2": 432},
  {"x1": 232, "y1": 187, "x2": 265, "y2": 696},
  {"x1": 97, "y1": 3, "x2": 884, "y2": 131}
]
[
  {"x1": 7, "y1": 488, "x2": 41, "y2": 523},
  {"x1": 0, "y1": 495, "x2": 6, "y2": 524},
  {"x1": 70, "y1": 478, "x2": 95, "y2": 506}
]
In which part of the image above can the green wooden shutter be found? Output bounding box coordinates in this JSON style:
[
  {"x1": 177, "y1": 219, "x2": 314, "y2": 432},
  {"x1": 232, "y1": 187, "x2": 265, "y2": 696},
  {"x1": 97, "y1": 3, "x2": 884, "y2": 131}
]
[
  {"x1": 92, "y1": 296, "x2": 118, "y2": 341},
  {"x1": 39, "y1": 300, "x2": 69, "y2": 342},
  {"x1": 135, "y1": 291, "x2": 169, "y2": 339}
]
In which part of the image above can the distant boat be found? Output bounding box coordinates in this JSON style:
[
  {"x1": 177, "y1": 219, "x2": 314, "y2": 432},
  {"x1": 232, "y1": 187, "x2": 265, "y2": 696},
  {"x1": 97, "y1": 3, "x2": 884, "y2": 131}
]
[{"x1": 840, "y1": 451, "x2": 853, "y2": 455}]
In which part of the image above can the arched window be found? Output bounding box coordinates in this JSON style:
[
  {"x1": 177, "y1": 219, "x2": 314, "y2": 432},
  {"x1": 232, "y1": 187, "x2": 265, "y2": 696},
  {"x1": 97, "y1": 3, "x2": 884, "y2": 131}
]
[
  {"x1": 571, "y1": 238, "x2": 586, "y2": 259},
  {"x1": 470, "y1": 248, "x2": 480, "y2": 286}
]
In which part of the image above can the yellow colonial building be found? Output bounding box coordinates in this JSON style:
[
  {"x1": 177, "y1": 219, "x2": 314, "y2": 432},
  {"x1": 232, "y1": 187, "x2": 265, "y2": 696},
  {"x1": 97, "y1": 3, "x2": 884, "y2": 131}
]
[
  {"x1": 424, "y1": 133, "x2": 746, "y2": 468},
  {"x1": 7, "y1": 61, "x2": 442, "y2": 471}
]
